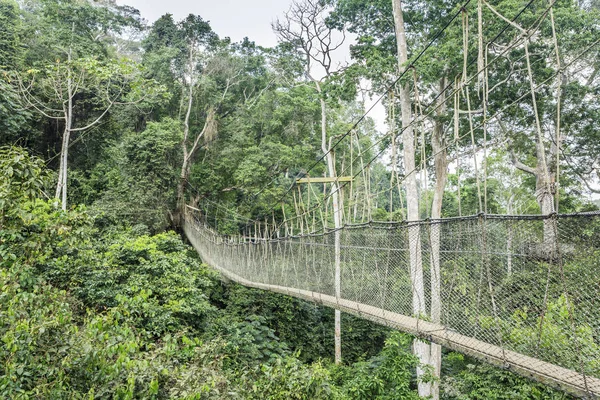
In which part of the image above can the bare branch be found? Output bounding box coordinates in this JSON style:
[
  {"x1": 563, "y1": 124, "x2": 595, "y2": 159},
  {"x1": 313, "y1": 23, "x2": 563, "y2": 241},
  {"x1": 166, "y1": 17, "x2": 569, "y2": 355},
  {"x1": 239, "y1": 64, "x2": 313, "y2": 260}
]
[{"x1": 511, "y1": 153, "x2": 537, "y2": 175}]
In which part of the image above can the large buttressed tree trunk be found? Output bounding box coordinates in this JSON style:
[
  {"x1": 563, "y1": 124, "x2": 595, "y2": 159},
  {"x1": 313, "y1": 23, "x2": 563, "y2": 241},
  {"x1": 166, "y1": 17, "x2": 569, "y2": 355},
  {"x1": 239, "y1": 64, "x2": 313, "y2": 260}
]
[
  {"x1": 391, "y1": 0, "x2": 434, "y2": 397},
  {"x1": 429, "y1": 78, "x2": 449, "y2": 399},
  {"x1": 510, "y1": 142, "x2": 556, "y2": 249}
]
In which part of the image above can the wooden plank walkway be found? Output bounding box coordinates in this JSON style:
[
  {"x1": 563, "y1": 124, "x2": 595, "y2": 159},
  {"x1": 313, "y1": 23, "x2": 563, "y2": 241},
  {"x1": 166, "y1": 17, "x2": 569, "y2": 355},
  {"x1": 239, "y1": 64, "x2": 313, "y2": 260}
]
[{"x1": 184, "y1": 221, "x2": 600, "y2": 399}]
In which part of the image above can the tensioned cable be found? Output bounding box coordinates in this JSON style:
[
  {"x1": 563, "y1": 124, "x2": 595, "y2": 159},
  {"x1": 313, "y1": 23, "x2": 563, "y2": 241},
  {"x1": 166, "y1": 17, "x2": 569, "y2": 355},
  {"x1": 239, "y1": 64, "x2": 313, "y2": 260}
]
[
  {"x1": 245, "y1": 0, "x2": 475, "y2": 214},
  {"x1": 251, "y1": 0, "x2": 541, "y2": 228},
  {"x1": 276, "y1": 36, "x2": 599, "y2": 232},
  {"x1": 268, "y1": 0, "x2": 551, "y2": 230}
]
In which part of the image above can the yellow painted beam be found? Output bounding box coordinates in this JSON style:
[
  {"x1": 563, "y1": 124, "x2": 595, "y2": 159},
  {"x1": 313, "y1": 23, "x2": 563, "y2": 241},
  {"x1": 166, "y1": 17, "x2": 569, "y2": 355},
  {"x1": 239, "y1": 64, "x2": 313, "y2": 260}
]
[{"x1": 296, "y1": 176, "x2": 353, "y2": 184}]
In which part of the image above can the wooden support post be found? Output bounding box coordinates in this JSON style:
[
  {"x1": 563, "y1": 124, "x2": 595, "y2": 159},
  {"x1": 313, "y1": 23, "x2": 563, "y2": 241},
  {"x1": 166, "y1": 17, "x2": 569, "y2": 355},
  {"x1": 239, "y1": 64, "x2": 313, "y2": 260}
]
[{"x1": 296, "y1": 175, "x2": 346, "y2": 364}]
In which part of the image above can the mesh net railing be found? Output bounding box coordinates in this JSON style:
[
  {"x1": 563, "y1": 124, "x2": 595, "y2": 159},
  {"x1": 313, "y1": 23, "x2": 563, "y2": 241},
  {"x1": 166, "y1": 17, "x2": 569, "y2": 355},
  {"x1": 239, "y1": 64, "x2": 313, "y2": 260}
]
[{"x1": 184, "y1": 211, "x2": 600, "y2": 398}]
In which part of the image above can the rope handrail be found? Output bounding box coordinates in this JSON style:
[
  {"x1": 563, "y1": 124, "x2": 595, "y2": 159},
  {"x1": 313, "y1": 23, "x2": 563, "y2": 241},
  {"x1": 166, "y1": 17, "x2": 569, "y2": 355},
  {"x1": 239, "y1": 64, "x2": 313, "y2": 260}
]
[{"x1": 184, "y1": 210, "x2": 600, "y2": 398}]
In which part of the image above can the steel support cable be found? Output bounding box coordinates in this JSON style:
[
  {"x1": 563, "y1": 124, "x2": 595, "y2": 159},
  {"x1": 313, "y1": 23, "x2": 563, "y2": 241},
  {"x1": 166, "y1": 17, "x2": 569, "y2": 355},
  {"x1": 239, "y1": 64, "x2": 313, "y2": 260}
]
[
  {"x1": 274, "y1": 37, "x2": 599, "y2": 233},
  {"x1": 288, "y1": 17, "x2": 591, "y2": 232},
  {"x1": 245, "y1": 0, "x2": 474, "y2": 218},
  {"x1": 265, "y1": 0, "x2": 549, "y2": 231}
]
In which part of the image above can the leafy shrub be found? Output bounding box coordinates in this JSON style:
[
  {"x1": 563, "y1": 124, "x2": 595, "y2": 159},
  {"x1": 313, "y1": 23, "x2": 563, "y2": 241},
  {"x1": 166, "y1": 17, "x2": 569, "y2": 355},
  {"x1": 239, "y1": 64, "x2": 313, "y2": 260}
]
[
  {"x1": 440, "y1": 352, "x2": 572, "y2": 399},
  {"x1": 236, "y1": 357, "x2": 333, "y2": 400},
  {"x1": 329, "y1": 332, "x2": 421, "y2": 400},
  {"x1": 71, "y1": 232, "x2": 218, "y2": 336}
]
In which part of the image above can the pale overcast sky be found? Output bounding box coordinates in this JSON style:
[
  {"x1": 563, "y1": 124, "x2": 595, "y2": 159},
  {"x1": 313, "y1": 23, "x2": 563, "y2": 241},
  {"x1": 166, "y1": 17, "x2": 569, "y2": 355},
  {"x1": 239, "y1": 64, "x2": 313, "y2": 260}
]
[{"x1": 118, "y1": 0, "x2": 293, "y2": 47}]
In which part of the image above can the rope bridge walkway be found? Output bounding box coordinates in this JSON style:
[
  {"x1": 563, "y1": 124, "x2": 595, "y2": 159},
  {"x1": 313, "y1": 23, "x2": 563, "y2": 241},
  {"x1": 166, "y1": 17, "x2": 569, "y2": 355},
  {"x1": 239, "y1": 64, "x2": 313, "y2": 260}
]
[{"x1": 184, "y1": 209, "x2": 600, "y2": 398}]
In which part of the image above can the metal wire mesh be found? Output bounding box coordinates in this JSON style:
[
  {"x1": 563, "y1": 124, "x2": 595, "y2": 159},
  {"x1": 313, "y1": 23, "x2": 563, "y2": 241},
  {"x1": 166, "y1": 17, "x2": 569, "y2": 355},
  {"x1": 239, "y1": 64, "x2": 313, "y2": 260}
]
[{"x1": 184, "y1": 211, "x2": 600, "y2": 398}]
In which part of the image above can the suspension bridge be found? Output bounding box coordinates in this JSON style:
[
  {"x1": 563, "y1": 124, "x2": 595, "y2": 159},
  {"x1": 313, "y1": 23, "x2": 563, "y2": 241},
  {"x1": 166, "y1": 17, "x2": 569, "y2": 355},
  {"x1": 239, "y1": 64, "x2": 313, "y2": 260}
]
[
  {"x1": 184, "y1": 211, "x2": 600, "y2": 398},
  {"x1": 179, "y1": 0, "x2": 600, "y2": 396}
]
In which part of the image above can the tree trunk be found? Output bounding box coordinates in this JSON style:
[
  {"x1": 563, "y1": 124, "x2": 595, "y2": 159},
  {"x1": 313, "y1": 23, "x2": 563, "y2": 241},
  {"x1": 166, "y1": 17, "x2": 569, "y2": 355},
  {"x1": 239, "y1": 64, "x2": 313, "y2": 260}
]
[
  {"x1": 507, "y1": 193, "x2": 515, "y2": 275},
  {"x1": 176, "y1": 45, "x2": 196, "y2": 228},
  {"x1": 429, "y1": 78, "x2": 448, "y2": 400},
  {"x1": 317, "y1": 85, "x2": 343, "y2": 365},
  {"x1": 392, "y1": 0, "x2": 432, "y2": 396},
  {"x1": 535, "y1": 164, "x2": 556, "y2": 251},
  {"x1": 61, "y1": 127, "x2": 70, "y2": 211},
  {"x1": 525, "y1": 38, "x2": 556, "y2": 248},
  {"x1": 55, "y1": 124, "x2": 67, "y2": 203},
  {"x1": 55, "y1": 49, "x2": 73, "y2": 211},
  {"x1": 511, "y1": 153, "x2": 556, "y2": 252}
]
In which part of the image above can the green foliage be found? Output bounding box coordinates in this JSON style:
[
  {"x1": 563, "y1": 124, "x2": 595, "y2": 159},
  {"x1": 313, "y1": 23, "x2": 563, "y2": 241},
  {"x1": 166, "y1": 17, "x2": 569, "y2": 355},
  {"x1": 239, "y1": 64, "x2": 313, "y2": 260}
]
[
  {"x1": 215, "y1": 315, "x2": 290, "y2": 367},
  {"x1": 238, "y1": 357, "x2": 333, "y2": 400},
  {"x1": 20, "y1": 0, "x2": 142, "y2": 66},
  {"x1": 441, "y1": 353, "x2": 572, "y2": 399},
  {"x1": 0, "y1": 264, "x2": 233, "y2": 399},
  {"x1": 214, "y1": 284, "x2": 390, "y2": 364},
  {"x1": 86, "y1": 118, "x2": 182, "y2": 232},
  {"x1": 0, "y1": 0, "x2": 20, "y2": 69},
  {"x1": 329, "y1": 332, "x2": 421, "y2": 400},
  {"x1": 0, "y1": 146, "x2": 50, "y2": 211},
  {"x1": 69, "y1": 232, "x2": 216, "y2": 336},
  {"x1": 0, "y1": 76, "x2": 32, "y2": 143},
  {"x1": 493, "y1": 295, "x2": 600, "y2": 378},
  {"x1": 0, "y1": 1, "x2": 32, "y2": 142}
]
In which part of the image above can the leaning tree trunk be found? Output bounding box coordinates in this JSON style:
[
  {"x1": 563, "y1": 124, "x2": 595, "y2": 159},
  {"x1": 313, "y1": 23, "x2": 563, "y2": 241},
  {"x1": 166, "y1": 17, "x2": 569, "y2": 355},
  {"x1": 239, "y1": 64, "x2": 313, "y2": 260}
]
[
  {"x1": 175, "y1": 45, "x2": 197, "y2": 228},
  {"x1": 392, "y1": 0, "x2": 432, "y2": 397}
]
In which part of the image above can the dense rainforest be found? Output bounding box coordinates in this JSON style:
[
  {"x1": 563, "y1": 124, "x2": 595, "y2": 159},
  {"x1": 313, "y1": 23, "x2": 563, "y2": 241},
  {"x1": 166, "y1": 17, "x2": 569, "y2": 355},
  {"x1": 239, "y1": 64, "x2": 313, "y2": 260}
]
[{"x1": 1, "y1": 0, "x2": 599, "y2": 398}]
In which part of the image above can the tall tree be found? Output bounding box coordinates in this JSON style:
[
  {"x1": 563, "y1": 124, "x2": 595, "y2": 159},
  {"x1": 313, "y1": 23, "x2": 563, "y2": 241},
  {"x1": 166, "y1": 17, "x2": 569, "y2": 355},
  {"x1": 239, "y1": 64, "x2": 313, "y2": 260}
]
[
  {"x1": 12, "y1": 0, "x2": 152, "y2": 210},
  {"x1": 173, "y1": 14, "x2": 218, "y2": 226},
  {"x1": 391, "y1": 1, "x2": 434, "y2": 397},
  {"x1": 273, "y1": 0, "x2": 347, "y2": 364},
  {"x1": 17, "y1": 56, "x2": 157, "y2": 210}
]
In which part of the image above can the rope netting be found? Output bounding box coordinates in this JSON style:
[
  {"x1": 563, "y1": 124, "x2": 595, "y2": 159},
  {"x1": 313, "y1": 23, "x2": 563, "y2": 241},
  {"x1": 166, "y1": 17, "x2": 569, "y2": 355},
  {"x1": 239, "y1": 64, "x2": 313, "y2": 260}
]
[
  {"x1": 178, "y1": 0, "x2": 600, "y2": 396},
  {"x1": 184, "y1": 210, "x2": 600, "y2": 398}
]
